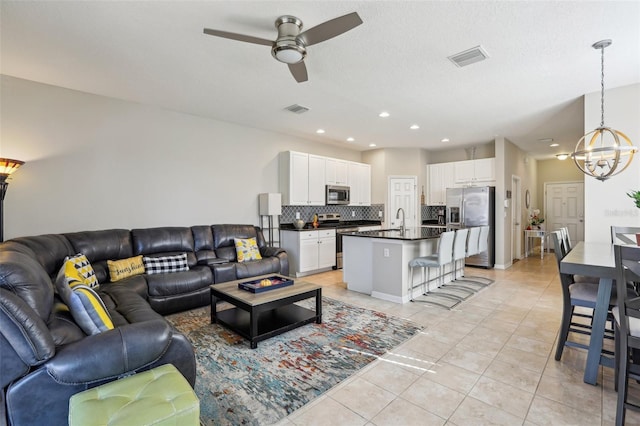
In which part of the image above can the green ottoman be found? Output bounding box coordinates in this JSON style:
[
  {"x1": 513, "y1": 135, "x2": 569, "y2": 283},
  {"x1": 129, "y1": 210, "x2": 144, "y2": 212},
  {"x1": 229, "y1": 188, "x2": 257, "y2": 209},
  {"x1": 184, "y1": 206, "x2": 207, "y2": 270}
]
[{"x1": 69, "y1": 364, "x2": 199, "y2": 426}]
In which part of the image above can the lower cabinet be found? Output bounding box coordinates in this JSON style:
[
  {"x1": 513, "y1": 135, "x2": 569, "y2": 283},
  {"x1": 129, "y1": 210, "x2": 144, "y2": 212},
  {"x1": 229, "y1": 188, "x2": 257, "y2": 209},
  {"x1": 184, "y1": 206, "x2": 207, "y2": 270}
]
[{"x1": 281, "y1": 229, "x2": 336, "y2": 277}]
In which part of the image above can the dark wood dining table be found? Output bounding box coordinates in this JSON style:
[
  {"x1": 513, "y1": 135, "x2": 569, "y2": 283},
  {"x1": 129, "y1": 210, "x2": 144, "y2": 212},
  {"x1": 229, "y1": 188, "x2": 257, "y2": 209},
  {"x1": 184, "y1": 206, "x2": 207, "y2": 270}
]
[{"x1": 560, "y1": 241, "x2": 616, "y2": 385}]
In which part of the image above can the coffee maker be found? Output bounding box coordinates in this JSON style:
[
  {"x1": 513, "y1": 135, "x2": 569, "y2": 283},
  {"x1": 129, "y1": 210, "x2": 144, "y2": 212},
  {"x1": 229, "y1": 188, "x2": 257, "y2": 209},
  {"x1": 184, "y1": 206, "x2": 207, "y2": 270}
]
[{"x1": 437, "y1": 208, "x2": 446, "y2": 225}]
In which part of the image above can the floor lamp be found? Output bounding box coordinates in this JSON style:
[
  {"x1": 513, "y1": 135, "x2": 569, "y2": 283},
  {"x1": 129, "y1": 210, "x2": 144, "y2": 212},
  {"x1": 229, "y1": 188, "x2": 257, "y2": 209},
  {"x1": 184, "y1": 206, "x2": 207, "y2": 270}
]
[
  {"x1": 259, "y1": 193, "x2": 282, "y2": 247},
  {"x1": 0, "y1": 158, "x2": 25, "y2": 242}
]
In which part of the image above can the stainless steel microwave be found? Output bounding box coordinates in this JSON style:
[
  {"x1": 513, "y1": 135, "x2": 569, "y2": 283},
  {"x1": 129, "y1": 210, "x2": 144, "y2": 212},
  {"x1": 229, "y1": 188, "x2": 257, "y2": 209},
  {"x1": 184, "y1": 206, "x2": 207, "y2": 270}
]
[{"x1": 326, "y1": 185, "x2": 350, "y2": 205}]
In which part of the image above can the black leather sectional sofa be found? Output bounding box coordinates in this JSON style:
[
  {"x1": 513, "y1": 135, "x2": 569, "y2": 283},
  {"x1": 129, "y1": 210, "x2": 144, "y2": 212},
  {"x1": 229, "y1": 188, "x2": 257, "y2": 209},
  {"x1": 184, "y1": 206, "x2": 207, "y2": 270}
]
[{"x1": 0, "y1": 224, "x2": 288, "y2": 426}]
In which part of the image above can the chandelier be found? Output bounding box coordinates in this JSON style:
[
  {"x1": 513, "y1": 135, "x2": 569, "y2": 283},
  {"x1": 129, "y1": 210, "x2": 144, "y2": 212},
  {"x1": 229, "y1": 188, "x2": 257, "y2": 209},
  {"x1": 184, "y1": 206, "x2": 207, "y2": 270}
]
[{"x1": 571, "y1": 40, "x2": 637, "y2": 181}]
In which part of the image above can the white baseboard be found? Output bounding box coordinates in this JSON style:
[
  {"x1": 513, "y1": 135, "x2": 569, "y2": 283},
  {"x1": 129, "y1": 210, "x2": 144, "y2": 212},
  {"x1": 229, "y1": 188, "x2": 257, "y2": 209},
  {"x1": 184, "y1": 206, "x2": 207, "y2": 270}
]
[{"x1": 371, "y1": 291, "x2": 405, "y2": 304}]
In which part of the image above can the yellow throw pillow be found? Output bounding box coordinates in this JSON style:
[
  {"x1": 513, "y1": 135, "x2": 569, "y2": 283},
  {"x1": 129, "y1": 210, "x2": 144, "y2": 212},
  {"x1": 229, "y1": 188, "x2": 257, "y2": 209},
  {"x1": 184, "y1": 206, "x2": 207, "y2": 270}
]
[
  {"x1": 55, "y1": 261, "x2": 114, "y2": 335},
  {"x1": 67, "y1": 253, "x2": 99, "y2": 288},
  {"x1": 234, "y1": 238, "x2": 262, "y2": 262},
  {"x1": 107, "y1": 255, "x2": 145, "y2": 282}
]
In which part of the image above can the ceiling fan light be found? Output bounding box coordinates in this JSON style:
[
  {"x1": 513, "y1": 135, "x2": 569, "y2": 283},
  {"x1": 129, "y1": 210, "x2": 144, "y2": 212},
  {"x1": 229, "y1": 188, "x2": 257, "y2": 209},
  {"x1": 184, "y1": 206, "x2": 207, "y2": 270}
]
[{"x1": 272, "y1": 42, "x2": 306, "y2": 64}]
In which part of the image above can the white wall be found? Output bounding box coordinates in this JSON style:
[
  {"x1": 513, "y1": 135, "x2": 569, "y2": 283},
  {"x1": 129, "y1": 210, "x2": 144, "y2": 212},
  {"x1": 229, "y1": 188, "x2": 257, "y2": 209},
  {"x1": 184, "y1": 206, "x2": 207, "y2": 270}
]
[
  {"x1": 0, "y1": 76, "x2": 362, "y2": 239},
  {"x1": 583, "y1": 83, "x2": 640, "y2": 243},
  {"x1": 494, "y1": 137, "x2": 537, "y2": 269}
]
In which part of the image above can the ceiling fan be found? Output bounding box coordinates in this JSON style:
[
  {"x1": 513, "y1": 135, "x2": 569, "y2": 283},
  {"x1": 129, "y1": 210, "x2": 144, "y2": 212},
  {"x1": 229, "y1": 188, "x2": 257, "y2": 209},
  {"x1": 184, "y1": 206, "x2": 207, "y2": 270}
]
[{"x1": 203, "y1": 12, "x2": 363, "y2": 83}]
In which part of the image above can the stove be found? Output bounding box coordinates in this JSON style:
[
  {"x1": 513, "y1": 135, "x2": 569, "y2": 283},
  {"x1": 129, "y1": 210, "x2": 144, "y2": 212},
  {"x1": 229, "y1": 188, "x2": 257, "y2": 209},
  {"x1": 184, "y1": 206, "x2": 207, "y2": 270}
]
[
  {"x1": 317, "y1": 213, "x2": 341, "y2": 226},
  {"x1": 318, "y1": 213, "x2": 359, "y2": 269}
]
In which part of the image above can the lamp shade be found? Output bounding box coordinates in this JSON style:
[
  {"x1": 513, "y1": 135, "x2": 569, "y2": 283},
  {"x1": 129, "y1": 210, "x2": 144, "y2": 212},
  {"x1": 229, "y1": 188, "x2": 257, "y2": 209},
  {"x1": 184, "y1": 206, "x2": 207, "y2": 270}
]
[
  {"x1": 0, "y1": 158, "x2": 24, "y2": 177},
  {"x1": 259, "y1": 193, "x2": 282, "y2": 216}
]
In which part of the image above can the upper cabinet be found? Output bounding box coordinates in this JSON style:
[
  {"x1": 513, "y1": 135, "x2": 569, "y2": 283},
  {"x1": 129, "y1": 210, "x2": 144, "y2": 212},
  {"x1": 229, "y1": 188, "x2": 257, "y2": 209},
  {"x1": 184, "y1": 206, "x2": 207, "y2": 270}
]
[
  {"x1": 325, "y1": 158, "x2": 349, "y2": 185},
  {"x1": 280, "y1": 151, "x2": 326, "y2": 206},
  {"x1": 348, "y1": 162, "x2": 371, "y2": 206},
  {"x1": 426, "y1": 158, "x2": 495, "y2": 206},
  {"x1": 426, "y1": 162, "x2": 455, "y2": 206},
  {"x1": 280, "y1": 152, "x2": 371, "y2": 206},
  {"x1": 453, "y1": 158, "x2": 496, "y2": 187}
]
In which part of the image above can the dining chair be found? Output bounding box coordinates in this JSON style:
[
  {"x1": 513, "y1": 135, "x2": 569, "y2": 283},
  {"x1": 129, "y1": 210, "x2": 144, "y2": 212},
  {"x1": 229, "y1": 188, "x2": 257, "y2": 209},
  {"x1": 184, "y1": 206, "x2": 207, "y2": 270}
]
[
  {"x1": 558, "y1": 227, "x2": 571, "y2": 251},
  {"x1": 408, "y1": 230, "x2": 462, "y2": 308},
  {"x1": 611, "y1": 226, "x2": 640, "y2": 245},
  {"x1": 613, "y1": 244, "x2": 640, "y2": 426},
  {"x1": 550, "y1": 231, "x2": 615, "y2": 361},
  {"x1": 556, "y1": 227, "x2": 599, "y2": 285}
]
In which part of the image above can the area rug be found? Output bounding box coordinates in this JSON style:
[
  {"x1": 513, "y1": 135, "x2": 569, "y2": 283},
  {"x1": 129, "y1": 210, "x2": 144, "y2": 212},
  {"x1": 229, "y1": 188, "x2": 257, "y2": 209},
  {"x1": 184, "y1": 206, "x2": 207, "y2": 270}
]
[{"x1": 166, "y1": 297, "x2": 422, "y2": 425}]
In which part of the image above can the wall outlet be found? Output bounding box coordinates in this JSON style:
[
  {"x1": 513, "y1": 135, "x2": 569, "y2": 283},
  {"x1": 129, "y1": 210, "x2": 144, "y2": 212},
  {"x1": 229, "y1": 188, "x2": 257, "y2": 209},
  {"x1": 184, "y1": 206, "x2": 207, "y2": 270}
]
[
  {"x1": 378, "y1": 210, "x2": 383, "y2": 218},
  {"x1": 383, "y1": 248, "x2": 390, "y2": 257},
  {"x1": 295, "y1": 212, "x2": 300, "y2": 219},
  {"x1": 352, "y1": 211, "x2": 355, "y2": 217}
]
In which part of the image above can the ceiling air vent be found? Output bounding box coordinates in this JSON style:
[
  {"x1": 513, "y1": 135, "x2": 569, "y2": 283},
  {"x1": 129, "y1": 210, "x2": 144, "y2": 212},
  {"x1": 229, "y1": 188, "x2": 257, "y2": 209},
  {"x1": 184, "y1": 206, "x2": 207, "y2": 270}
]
[
  {"x1": 448, "y1": 45, "x2": 489, "y2": 68},
  {"x1": 284, "y1": 104, "x2": 310, "y2": 114}
]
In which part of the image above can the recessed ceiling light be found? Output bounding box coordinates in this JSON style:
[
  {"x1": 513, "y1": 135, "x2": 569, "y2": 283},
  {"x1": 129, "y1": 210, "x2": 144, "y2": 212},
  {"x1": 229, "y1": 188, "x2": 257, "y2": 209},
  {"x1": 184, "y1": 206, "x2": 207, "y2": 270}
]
[
  {"x1": 441, "y1": 138, "x2": 450, "y2": 143},
  {"x1": 556, "y1": 153, "x2": 569, "y2": 160},
  {"x1": 346, "y1": 137, "x2": 355, "y2": 142},
  {"x1": 316, "y1": 129, "x2": 325, "y2": 134},
  {"x1": 410, "y1": 124, "x2": 420, "y2": 130},
  {"x1": 369, "y1": 143, "x2": 377, "y2": 147},
  {"x1": 378, "y1": 112, "x2": 390, "y2": 118},
  {"x1": 550, "y1": 143, "x2": 559, "y2": 147}
]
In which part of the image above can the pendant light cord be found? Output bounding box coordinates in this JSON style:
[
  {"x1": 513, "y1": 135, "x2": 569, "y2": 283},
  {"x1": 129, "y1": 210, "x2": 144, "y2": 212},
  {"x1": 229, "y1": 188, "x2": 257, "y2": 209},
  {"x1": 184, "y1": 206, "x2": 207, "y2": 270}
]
[{"x1": 600, "y1": 45, "x2": 605, "y2": 128}]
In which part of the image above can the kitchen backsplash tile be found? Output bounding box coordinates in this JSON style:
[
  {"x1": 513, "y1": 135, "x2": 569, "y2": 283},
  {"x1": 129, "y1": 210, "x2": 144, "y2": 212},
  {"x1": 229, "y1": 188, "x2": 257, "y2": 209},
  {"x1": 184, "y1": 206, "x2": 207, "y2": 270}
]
[
  {"x1": 281, "y1": 204, "x2": 385, "y2": 224},
  {"x1": 422, "y1": 205, "x2": 446, "y2": 221}
]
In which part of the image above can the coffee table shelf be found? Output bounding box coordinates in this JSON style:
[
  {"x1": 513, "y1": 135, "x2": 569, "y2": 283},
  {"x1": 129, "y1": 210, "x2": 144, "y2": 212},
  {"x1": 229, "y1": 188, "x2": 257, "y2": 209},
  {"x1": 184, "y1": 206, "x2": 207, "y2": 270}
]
[
  {"x1": 216, "y1": 304, "x2": 318, "y2": 346},
  {"x1": 210, "y1": 275, "x2": 322, "y2": 349}
]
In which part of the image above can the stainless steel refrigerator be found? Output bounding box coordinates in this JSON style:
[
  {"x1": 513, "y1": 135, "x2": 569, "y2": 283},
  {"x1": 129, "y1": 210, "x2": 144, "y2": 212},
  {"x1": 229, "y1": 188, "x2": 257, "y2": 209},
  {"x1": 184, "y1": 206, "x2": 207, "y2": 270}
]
[{"x1": 446, "y1": 186, "x2": 495, "y2": 268}]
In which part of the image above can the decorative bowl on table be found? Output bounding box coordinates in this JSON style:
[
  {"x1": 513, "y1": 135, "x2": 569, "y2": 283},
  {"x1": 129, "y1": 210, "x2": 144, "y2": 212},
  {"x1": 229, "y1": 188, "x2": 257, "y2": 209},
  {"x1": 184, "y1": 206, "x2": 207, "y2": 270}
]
[{"x1": 293, "y1": 219, "x2": 305, "y2": 229}]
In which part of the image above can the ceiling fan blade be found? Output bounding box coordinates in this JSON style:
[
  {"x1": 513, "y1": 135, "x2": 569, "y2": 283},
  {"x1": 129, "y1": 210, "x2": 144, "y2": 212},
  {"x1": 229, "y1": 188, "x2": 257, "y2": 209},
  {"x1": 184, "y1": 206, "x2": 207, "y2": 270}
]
[
  {"x1": 298, "y1": 12, "x2": 363, "y2": 46},
  {"x1": 288, "y1": 62, "x2": 308, "y2": 83},
  {"x1": 203, "y1": 28, "x2": 273, "y2": 46}
]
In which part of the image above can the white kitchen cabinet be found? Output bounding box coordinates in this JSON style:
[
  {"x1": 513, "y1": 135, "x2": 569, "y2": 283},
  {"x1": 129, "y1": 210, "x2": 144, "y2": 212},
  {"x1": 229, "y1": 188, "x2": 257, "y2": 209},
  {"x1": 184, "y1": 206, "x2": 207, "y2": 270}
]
[
  {"x1": 318, "y1": 231, "x2": 337, "y2": 269},
  {"x1": 307, "y1": 154, "x2": 326, "y2": 204},
  {"x1": 426, "y1": 162, "x2": 455, "y2": 206},
  {"x1": 280, "y1": 229, "x2": 336, "y2": 277},
  {"x1": 473, "y1": 157, "x2": 496, "y2": 182},
  {"x1": 348, "y1": 162, "x2": 371, "y2": 206},
  {"x1": 279, "y1": 151, "x2": 326, "y2": 205},
  {"x1": 325, "y1": 158, "x2": 349, "y2": 185},
  {"x1": 453, "y1": 158, "x2": 495, "y2": 186}
]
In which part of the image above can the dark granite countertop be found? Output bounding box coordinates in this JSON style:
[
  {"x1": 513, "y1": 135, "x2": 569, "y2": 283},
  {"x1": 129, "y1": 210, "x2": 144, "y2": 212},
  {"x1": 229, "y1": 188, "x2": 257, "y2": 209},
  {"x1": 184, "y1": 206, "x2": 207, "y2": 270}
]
[
  {"x1": 342, "y1": 227, "x2": 444, "y2": 241},
  {"x1": 280, "y1": 220, "x2": 382, "y2": 231}
]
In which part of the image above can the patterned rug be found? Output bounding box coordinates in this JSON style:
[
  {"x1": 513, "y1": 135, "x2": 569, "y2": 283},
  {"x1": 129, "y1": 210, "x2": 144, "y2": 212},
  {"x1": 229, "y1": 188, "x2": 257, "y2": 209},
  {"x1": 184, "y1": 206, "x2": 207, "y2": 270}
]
[{"x1": 166, "y1": 297, "x2": 422, "y2": 425}]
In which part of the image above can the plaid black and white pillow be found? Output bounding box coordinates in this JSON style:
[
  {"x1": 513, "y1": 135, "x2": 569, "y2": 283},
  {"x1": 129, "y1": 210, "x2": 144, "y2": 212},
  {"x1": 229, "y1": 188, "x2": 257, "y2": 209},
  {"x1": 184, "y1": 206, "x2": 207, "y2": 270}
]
[{"x1": 143, "y1": 253, "x2": 189, "y2": 275}]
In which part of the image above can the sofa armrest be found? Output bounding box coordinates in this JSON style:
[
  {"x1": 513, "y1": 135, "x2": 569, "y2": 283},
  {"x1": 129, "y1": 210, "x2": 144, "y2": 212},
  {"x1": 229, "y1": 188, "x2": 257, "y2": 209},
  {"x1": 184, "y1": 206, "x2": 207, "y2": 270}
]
[
  {"x1": 0, "y1": 288, "x2": 55, "y2": 367},
  {"x1": 261, "y1": 248, "x2": 289, "y2": 276},
  {"x1": 211, "y1": 262, "x2": 237, "y2": 283},
  {"x1": 260, "y1": 246, "x2": 286, "y2": 257},
  {"x1": 45, "y1": 319, "x2": 173, "y2": 384}
]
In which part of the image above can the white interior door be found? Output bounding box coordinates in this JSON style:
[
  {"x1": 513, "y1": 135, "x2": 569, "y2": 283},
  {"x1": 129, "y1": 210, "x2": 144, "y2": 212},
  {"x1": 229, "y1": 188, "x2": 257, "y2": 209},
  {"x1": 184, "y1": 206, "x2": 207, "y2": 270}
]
[
  {"x1": 512, "y1": 176, "x2": 522, "y2": 260},
  {"x1": 388, "y1": 176, "x2": 417, "y2": 229},
  {"x1": 545, "y1": 182, "x2": 585, "y2": 243}
]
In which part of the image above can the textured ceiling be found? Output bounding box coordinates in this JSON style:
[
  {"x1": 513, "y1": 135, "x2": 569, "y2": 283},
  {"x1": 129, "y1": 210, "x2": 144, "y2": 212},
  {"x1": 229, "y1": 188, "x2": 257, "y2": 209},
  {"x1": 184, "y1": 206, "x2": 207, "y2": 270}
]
[{"x1": 1, "y1": 1, "x2": 639, "y2": 159}]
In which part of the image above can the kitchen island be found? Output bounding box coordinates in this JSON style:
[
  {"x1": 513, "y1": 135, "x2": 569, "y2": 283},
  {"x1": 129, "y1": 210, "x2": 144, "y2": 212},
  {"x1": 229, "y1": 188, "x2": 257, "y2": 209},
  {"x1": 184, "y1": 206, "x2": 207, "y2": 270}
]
[{"x1": 342, "y1": 227, "x2": 446, "y2": 303}]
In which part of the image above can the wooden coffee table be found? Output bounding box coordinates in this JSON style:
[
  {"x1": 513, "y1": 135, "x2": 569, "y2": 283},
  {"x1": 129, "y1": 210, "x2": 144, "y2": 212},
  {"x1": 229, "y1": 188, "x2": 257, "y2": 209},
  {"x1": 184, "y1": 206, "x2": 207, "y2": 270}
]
[{"x1": 210, "y1": 274, "x2": 322, "y2": 349}]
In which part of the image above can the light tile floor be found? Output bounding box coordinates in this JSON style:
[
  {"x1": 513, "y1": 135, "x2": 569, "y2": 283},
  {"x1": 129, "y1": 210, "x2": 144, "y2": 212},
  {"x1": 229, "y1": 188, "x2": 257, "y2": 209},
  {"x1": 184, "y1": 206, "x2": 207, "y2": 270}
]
[{"x1": 276, "y1": 255, "x2": 640, "y2": 426}]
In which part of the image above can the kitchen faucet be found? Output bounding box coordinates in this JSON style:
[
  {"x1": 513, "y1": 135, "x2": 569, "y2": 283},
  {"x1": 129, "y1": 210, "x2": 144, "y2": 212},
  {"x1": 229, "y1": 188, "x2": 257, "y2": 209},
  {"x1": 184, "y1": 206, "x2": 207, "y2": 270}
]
[{"x1": 396, "y1": 208, "x2": 405, "y2": 234}]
